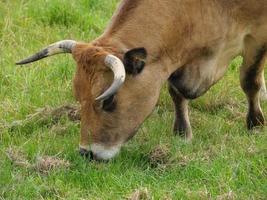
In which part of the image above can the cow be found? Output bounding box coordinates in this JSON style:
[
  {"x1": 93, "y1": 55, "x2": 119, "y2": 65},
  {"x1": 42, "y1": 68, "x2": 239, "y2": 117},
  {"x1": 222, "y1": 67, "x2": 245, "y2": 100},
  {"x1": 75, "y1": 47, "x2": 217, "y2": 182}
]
[{"x1": 17, "y1": 0, "x2": 267, "y2": 161}]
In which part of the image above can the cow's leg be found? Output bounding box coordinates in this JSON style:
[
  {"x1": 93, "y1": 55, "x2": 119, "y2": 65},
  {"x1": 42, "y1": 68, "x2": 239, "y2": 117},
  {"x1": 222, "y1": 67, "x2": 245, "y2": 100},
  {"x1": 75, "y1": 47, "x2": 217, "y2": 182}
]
[
  {"x1": 260, "y1": 71, "x2": 267, "y2": 100},
  {"x1": 168, "y1": 84, "x2": 192, "y2": 140},
  {"x1": 240, "y1": 40, "x2": 266, "y2": 130}
]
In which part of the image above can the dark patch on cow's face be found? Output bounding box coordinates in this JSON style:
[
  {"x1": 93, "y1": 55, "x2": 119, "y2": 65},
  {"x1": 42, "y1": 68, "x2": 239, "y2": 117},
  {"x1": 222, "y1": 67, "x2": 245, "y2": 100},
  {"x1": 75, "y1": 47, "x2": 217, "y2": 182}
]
[
  {"x1": 96, "y1": 128, "x2": 121, "y2": 145},
  {"x1": 123, "y1": 48, "x2": 147, "y2": 75},
  {"x1": 102, "y1": 95, "x2": 116, "y2": 112},
  {"x1": 243, "y1": 46, "x2": 266, "y2": 95},
  {"x1": 96, "y1": 129, "x2": 112, "y2": 144}
]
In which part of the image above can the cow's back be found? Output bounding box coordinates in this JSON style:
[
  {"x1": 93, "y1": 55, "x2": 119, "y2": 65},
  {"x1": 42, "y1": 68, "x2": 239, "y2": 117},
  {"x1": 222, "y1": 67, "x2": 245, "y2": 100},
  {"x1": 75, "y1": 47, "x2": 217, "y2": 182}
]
[{"x1": 101, "y1": 0, "x2": 267, "y2": 65}]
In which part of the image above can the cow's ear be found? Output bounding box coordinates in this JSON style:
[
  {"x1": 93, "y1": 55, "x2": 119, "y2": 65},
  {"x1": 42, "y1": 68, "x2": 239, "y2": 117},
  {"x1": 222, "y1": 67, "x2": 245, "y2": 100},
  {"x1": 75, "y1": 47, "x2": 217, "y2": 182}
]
[{"x1": 123, "y1": 48, "x2": 147, "y2": 75}]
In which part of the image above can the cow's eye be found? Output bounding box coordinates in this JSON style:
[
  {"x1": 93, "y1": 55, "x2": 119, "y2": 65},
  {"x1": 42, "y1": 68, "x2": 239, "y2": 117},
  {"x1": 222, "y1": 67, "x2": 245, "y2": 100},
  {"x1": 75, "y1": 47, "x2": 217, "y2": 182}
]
[{"x1": 102, "y1": 95, "x2": 116, "y2": 112}]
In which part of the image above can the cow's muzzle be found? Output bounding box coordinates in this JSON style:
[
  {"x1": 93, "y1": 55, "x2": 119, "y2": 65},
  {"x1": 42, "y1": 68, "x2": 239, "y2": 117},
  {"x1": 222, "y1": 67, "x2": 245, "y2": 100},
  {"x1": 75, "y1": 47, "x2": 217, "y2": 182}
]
[{"x1": 79, "y1": 144, "x2": 121, "y2": 161}]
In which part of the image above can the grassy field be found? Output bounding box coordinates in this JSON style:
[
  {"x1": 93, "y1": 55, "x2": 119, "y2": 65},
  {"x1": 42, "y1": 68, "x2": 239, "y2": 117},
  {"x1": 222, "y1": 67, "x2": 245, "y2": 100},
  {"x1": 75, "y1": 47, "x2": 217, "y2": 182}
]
[{"x1": 0, "y1": 0, "x2": 266, "y2": 199}]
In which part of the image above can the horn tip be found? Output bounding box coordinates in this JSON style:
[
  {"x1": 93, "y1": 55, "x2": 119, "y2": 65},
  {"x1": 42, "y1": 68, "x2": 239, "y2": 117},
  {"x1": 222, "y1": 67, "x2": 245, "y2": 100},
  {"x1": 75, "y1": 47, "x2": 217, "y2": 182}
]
[
  {"x1": 15, "y1": 60, "x2": 28, "y2": 65},
  {"x1": 15, "y1": 61, "x2": 23, "y2": 65}
]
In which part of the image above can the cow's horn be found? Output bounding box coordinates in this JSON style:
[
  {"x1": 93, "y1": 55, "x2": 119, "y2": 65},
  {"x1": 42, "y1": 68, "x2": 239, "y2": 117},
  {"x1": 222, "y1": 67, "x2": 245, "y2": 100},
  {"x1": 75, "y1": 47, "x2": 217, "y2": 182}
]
[
  {"x1": 16, "y1": 40, "x2": 76, "y2": 65},
  {"x1": 96, "y1": 55, "x2": 126, "y2": 101}
]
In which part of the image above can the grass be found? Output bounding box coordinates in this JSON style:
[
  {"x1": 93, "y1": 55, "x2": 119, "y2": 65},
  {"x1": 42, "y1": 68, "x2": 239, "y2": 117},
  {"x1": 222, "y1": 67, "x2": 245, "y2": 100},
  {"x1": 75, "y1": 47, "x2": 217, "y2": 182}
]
[{"x1": 0, "y1": 0, "x2": 266, "y2": 199}]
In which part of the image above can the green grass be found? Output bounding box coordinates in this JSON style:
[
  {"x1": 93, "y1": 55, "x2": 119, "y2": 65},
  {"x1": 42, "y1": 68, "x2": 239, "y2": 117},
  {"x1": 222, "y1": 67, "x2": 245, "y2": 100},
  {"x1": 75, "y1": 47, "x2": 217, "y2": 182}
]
[{"x1": 0, "y1": 0, "x2": 266, "y2": 199}]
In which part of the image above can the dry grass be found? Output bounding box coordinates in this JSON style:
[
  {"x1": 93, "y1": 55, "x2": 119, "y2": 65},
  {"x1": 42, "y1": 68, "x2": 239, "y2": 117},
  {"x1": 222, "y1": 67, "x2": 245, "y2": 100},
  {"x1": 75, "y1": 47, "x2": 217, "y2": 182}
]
[
  {"x1": 6, "y1": 147, "x2": 70, "y2": 174},
  {"x1": 5, "y1": 147, "x2": 31, "y2": 168},
  {"x1": 35, "y1": 156, "x2": 70, "y2": 174},
  {"x1": 127, "y1": 188, "x2": 150, "y2": 200}
]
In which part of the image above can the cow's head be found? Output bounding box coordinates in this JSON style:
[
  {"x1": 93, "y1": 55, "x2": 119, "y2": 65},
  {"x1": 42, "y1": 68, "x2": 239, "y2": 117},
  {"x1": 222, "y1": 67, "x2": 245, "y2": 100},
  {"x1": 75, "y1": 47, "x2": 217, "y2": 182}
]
[{"x1": 16, "y1": 40, "x2": 162, "y2": 160}]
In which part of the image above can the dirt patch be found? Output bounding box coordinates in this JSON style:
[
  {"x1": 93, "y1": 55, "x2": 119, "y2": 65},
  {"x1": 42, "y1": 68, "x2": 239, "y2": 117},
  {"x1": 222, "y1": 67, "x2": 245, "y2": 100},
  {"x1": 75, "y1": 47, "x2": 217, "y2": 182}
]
[
  {"x1": 50, "y1": 105, "x2": 80, "y2": 122},
  {"x1": 148, "y1": 144, "x2": 170, "y2": 168},
  {"x1": 6, "y1": 147, "x2": 31, "y2": 168},
  {"x1": 127, "y1": 188, "x2": 150, "y2": 200},
  {"x1": 35, "y1": 156, "x2": 70, "y2": 174},
  {"x1": 50, "y1": 125, "x2": 70, "y2": 136},
  {"x1": 186, "y1": 188, "x2": 210, "y2": 200},
  {"x1": 6, "y1": 147, "x2": 70, "y2": 174},
  {"x1": 175, "y1": 155, "x2": 192, "y2": 167},
  {"x1": 9, "y1": 104, "x2": 80, "y2": 131},
  {"x1": 216, "y1": 191, "x2": 235, "y2": 200}
]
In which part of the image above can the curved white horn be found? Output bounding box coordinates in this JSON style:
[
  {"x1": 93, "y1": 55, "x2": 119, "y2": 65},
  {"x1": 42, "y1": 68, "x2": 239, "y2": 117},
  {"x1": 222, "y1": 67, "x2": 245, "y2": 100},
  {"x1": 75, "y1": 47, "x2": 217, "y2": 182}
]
[
  {"x1": 96, "y1": 55, "x2": 126, "y2": 101},
  {"x1": 16, "y1": 40, "x2": 76, "y2": 65}
]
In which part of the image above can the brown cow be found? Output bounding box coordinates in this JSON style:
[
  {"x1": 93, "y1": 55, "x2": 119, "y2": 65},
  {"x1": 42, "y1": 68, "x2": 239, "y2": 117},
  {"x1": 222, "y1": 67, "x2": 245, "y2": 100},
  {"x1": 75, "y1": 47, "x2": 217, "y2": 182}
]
[{"x1": 17, "y1": 0, "x2": 267, "y2": 160}]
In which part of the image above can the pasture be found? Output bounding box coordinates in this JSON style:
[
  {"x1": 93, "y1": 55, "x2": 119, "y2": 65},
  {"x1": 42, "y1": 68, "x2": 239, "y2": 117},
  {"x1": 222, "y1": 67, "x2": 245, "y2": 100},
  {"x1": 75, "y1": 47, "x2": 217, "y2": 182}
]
[{"x1": 0, "y1": 0, "x2": 266, "y2": 199}]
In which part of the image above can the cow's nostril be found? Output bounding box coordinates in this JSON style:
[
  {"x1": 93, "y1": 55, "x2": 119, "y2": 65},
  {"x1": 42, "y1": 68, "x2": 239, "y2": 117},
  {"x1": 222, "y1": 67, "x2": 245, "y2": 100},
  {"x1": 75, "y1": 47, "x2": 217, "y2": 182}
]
[
  {"x1": 80, "y1": 144, "x2": 121, "y2": 161},
  {"x1": 79, "y1": 148, "x2": 92, "y2": 159},
  {"x1": 89, "y1": 150, "x2": 94, "y2": 160},
  {"x1": 79, "y1": 148, "x2": 105, "y2": 161}
]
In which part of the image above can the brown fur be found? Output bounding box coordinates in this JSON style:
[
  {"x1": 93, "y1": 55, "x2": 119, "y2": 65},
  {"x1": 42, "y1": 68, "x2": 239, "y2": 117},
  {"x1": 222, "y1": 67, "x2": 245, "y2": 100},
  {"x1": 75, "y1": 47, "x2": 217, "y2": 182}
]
[
  {"x1": 70, "y1": 0, "x2": 267, "y2": 158},
  {"x1": 105, "y1": 0, "x2": 142, "y2": 35}
]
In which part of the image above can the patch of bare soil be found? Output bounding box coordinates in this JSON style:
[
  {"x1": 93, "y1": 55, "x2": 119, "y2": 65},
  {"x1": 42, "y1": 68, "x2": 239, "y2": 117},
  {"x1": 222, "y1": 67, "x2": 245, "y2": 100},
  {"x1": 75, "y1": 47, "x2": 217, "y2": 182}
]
[
  {"x1": 50, "y1": 125, "x2": 70, "y2": 136},
  {"x1": 216, "y1": 191, "x2": 235, "y2": 200},
  {"x1": 148, "y1": 144, "x2": 171, "y2": 168},
  {"x1": 6, "y1": 147, "x2": 70, "y2": 174},
  {"x1": 35, "y1": 156, "x2": 70, "y2": 174},
  {"x1": 5, "y1": 147, "x2": 31, "y2": 168},
  {"x1": 50, "y1": 105, "x2": 80, "y2": 122},
  {"x1": 9, "y1": 104, "x2": 80, "y2": 130},
  {"x1": 175, "y1": 155, "x2": 192, "y2": 167},
  {"x1": 127, "y1": 188, "x2": 150, "y2": 200}
]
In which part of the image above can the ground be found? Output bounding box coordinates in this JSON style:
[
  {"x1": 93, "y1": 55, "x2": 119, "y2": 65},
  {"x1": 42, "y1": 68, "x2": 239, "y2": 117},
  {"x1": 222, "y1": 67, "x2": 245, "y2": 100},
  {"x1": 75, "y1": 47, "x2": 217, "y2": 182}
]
[{"x1": 0, "y1": 0, "x2": 266, "y2": 199}]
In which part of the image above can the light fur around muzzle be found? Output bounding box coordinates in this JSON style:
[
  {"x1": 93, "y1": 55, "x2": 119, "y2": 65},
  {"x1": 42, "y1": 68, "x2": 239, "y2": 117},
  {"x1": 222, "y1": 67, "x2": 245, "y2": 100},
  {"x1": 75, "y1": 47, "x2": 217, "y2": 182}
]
[{"x1": 90, "y1": 143, "x2": 122, "y2": 160}]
